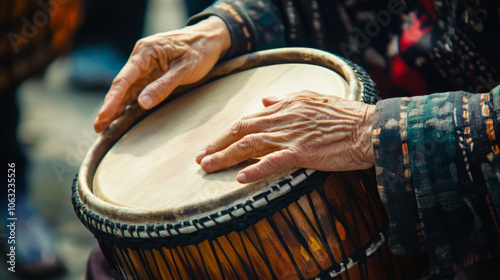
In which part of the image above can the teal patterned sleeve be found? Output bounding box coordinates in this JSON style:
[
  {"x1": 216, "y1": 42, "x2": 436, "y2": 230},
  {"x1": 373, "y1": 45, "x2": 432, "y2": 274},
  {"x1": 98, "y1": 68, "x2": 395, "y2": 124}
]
[
  {"x1": 187, "y1": 0, "x2": 286, "y2": 59},
  {"x1": 373, "y1": 86, "x2": 500, "y2": 275}
]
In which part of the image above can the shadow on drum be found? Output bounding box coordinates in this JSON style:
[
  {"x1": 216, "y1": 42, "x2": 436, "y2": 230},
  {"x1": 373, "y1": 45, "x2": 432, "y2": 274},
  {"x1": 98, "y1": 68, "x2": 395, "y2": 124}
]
[{"x1": 199, "y1": 159, "x2": 260, "y2": 182}]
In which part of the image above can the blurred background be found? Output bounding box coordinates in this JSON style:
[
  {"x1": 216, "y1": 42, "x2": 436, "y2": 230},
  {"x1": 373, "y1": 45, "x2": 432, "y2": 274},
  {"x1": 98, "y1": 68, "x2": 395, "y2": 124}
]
[{"x1": 1, "y1": 0, "x2": 212, "y2": 279}]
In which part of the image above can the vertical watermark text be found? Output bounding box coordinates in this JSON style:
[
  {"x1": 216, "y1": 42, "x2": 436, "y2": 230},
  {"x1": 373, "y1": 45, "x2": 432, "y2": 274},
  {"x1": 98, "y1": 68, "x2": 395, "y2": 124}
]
[{"x1": 6, "y1": 163, "x2": 16, "y2": 273}]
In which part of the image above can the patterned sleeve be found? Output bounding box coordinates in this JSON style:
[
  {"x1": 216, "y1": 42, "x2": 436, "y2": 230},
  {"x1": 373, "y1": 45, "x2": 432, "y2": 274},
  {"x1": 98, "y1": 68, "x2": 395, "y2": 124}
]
[
  {"x1": 372, "y1": 86, "x2": 500, "y2": 275},
  {"x1": 186, "y1": 0, "x2": 384, "y2": 60},
  {"x1": 186, "y1": 0, "x2": 286, "y2": 59}
]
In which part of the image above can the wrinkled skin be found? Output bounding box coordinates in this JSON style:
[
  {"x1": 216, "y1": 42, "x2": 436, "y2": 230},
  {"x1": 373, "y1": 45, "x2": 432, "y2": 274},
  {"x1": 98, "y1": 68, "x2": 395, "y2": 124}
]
[
  {"x1": 196, "y1": 92, "x2": 376, "y2": 183},
  {"x1": 94, "y1": 16, "x2": 231, "y2": 133}
]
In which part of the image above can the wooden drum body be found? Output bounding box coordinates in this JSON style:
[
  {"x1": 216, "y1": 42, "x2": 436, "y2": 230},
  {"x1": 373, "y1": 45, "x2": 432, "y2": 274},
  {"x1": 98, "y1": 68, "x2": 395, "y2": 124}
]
[{"x1": 73, "y1": 48, "x2": 424, "y2": 279}]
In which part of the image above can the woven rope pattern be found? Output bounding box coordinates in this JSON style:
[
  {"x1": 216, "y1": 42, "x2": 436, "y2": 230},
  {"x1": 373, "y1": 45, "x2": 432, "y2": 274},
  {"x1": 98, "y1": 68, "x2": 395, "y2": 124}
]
[
  {"x1": 72, "y1": 169, "x2": 328, "y2": 249},
  {"x1": 339, "y1": 56, "x2": 380, "y2": 105}
]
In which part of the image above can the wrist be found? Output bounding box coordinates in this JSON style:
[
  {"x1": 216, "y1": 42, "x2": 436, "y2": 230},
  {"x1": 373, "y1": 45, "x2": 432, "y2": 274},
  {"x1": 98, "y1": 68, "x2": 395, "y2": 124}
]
[
  {"x1": 363, "y1": 104, "x2": 376, "y2": 166},
  {"x1": 191, "y1": 16, "x2": 231, "y2": 59}
]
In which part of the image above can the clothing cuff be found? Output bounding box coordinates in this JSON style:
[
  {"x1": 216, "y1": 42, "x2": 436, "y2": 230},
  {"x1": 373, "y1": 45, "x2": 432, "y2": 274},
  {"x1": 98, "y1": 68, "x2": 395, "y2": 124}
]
[
  {"x1": 186, "y1": 0, "x2": 285, "y2": 60},
  {"x1": 373, "y1": 90, "x2": 500, "y2": 275},
  {"x1": 372, "y1": 97, "x2": 424, "y2": 255}
]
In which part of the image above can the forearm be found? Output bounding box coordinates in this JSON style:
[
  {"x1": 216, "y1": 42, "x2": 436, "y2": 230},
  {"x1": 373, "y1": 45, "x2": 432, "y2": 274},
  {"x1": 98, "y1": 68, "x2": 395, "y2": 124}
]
[{"x1": 372, "y1": 86, "x2": 500, "y2": 274}]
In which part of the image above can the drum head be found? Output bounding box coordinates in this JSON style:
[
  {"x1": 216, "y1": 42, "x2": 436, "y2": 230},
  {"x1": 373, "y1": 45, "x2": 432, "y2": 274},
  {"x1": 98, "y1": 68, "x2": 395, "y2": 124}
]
[
  {"x1": 76, "y1": 48, "x2": 368, "y2": 226},
  {"x1": 93, "y1": 63, "x2": 348, "y2": 215}
]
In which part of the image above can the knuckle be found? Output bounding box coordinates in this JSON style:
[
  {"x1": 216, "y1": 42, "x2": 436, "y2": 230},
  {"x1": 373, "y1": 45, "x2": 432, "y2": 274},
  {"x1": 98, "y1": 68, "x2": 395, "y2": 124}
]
[
  {"x1": 292, "y1": 90, "x2": 322, "y2": 104},
  {"x1": 292, "y1": 90, "x2": 310, "y2": 99},
  {"x1": 128, "y1": 56, "x2": 146, "y2": 71},
  {"x1": 129, "y1": 85, "x2": 144, "y2": 98},
  {"x1": 298, "y1": 141, "x2": 315, "y2": 155},
  {"x1": 265, "y1": 152, "x2": 287, "y2": 170},
  {"x1": 248, "y1": 164, "x2": 264, "y2": 179},
  {"x1": 237, "y1": 135, "x2": 258, "y2": 153},
  {"x1": 230, "y1": 118, "x2": 249, "y2": 136},
  {"x1": 134, "y1": 37, "x2": 152, "y2": 50},
  {"x1": 150, "y1": 66, "x2": 165, "y2": 79},
  {"x1": 275, "y1": 99, "x2": 293, "y2": 111},
  {"x1": 296, "y1": 90, "x2": 309, "y2": 96},
  {"x1": 177, "y1": 58, "x2": 194, "y2": 71},
  {"x1": 132, "y1": 39, "x2": 146, "y2": 54},
  {"x1": 151, "y1": 79, "x2": 170, "y2": 95},
  {"x1": 283, "y1": 92, "x2": 308, "y2": 107},
  {"x1": 293, "y1": 144, "x2": 315, "y2": 163},
  {"x1": 111, "y1": 75, "x2": 124, "y2": 87}
]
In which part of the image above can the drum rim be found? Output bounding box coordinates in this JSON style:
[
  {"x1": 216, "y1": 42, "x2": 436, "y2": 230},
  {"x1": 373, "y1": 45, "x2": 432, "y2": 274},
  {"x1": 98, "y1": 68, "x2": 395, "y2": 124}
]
[{"x1": 73, "y1": 47, "x2": 376, "y2": 239}]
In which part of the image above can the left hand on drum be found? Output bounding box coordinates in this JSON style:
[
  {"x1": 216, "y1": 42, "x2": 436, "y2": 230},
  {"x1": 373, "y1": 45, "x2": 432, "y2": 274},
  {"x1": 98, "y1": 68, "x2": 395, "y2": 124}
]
[
  {"x1": 93, "y1": 16, "x2": 231, "y2": 133},
  {"x1": 196, "y1": 90, "x2": 376, "y2": 183}
]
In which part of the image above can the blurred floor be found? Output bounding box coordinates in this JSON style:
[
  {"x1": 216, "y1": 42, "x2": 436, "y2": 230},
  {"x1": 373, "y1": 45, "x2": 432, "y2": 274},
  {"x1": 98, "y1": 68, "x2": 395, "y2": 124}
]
[{"x1": 1, "y1": 1, "x2": 187, "y2": 279}]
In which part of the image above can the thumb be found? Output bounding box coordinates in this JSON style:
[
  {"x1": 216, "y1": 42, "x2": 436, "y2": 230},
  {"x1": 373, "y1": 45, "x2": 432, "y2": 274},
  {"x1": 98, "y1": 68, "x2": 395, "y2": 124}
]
[{"x1": 138, "y1": 67, "x2": 182, "y2": 109}]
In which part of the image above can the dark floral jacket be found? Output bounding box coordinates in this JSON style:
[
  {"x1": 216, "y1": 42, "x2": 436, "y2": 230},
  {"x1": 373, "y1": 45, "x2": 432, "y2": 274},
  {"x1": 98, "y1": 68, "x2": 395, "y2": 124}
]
[{"x1": 189, "y1": 0, "x2": 500, "y2": 276}]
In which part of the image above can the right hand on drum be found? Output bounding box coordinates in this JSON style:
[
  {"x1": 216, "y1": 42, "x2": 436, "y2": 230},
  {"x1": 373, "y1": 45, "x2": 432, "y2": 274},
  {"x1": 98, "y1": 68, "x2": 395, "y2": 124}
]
[
  {"x1": 94, "y1": 16, "x2": 231, "y2": 133},
  {"x1": 197, "y1": 91, "x2": 376, "y2": 183}
]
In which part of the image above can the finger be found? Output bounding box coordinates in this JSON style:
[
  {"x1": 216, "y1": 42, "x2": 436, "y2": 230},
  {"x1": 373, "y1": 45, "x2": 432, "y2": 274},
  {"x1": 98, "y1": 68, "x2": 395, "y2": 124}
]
[
  {"x1": 196, "y1": 113, "x2": 277, "y2": 164},
  {"x1": 137, "y1": 60, "x2": 189, "y2": 109},
  {"x1": 94, "y1": 66, "x2": 151, "y2": 133},
  {"x1": 95, "y1": 73, "x2": 165, "y2": 133},
  {"x1": 200, "y1": 133, "x2": 281, "y2": 173},
  {"x1": 95, "y1": 45, "x2": 170, "y2": 127},
  {"x1": 94, "y1": 77, "x2": 149, "y2": 133},
  {"x1": 97, "y1": 59, "x2": 147, "y2": 119},
  {"x1": 196, "y1": 99, "x2": 294, "y2": 163},
  {"x1": 94, "y1": 118, "x2": 114, "y2": 133},
  {"x1": 236, "y1": 149, "x2": 297, "y2": 183},
  {"x1": 94, "y1": 96, "x2": 127, "y2": 133}
]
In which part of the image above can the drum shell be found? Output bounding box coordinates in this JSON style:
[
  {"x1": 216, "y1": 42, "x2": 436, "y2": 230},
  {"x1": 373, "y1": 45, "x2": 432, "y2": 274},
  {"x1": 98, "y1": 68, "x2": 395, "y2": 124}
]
[{"x1": 90, "y1": 170, "x2": 426, "y2": 280}]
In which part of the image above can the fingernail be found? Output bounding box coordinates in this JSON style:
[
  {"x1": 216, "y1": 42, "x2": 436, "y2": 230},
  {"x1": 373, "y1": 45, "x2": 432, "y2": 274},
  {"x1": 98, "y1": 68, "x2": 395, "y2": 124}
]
[
  {"x1": 201, "y1": 155, "x2": 212, "y2": 168},
  {"x1": 264, "y1": 95, "x2": 278, "y2": 100},
  {"x1": 236, "y1": 172, "x2": 247, "y2": 183},
  {"x1": 139, "y1": 94, "x2": 153, "y2": 108},
  {"x1": 262, "y1": 96, "x2": 281, "y2": 106},
  {"x1": 94, "y1": 117, "x2": 101, "y2": 131},
  {"x1": 196, "y1": 150, "x2": 206, "y2": 162}
]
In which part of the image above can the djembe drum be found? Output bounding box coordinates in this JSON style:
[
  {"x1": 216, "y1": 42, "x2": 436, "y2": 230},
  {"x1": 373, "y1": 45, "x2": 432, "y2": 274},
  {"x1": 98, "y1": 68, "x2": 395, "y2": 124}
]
[{"x1": 73, "y1": 48, "x2": 426, "y2": 279}]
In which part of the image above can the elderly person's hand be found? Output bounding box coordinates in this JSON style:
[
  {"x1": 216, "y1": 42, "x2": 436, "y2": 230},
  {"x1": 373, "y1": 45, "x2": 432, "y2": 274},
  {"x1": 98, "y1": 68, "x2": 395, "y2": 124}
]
[
  {"x1": 94, "y1": 16, "x2": 231, "y2": 133},
  {"x1": 196, "y1": 91, "x2": 376, "y2": 183}
]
